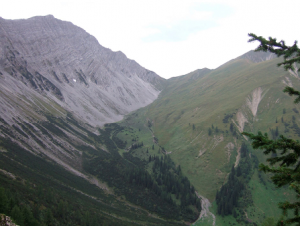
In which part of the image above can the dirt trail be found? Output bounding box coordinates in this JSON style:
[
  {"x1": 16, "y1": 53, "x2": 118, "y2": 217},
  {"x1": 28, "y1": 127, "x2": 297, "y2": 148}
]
[{"x1": 193, "y1": 192, "x2": 216, "y2": 226}]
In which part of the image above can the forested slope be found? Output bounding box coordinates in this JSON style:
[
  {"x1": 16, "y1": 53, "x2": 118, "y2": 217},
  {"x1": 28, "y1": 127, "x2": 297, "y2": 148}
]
[{"x1": 121, "y1": 51, "x2": 299, "y2": 225}]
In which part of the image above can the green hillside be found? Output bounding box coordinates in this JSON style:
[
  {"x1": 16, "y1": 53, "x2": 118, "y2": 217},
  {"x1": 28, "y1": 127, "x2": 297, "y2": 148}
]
[
  {"x1": 116, "y1": 51, "x2": 299, "y2": 225},
  {"x1": 1, "y1": 50, "x2": 299, "y2": 225},
  {"x1": 0, "y1": 114, "x2": 191, "y2": 225}
]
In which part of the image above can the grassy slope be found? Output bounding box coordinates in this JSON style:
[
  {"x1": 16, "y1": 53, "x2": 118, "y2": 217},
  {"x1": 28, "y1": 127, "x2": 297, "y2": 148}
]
[
  {"x1": 0, "y1": 94, "x2": 187, "y2": 225},
  {"x1": 144, "y1": 57, "x2": 284, "y2": 197},
  {"x1": 119, "y1": 55, "x2": 299, "y2": 225},
  {"x1": 1, "y1": 51, "x2": 299, "y2": 225},
  {"x1": 0, "y1": 124, "x2": 183, "y2": 226}
]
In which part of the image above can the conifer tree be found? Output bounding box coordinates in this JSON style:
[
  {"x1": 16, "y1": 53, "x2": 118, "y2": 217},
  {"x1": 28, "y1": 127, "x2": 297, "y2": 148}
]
[
  {"x1": 243, "y1": 33, "x2": 300, "y2": 225},
  {"x1": 208, "y1": 127, "x2": 212, "y2": 136},
  {"x1": 0, "y1": 188, "x2": 7, "y2": 213},
  {"x1": 11, "y1": 205, "x2": 23, "y2": 225},
  {"x1": 230, "y1": 123, "x2": 234, "y2": 132}
]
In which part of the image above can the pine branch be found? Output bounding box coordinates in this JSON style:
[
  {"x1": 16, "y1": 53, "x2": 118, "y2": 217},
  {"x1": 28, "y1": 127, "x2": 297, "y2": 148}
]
[
  {"x1": 283, "y1": 87, "x2": 300, "y2": 104},
  {"x1": 248, "y1": 33, "x2": 300, "y2": 72}
]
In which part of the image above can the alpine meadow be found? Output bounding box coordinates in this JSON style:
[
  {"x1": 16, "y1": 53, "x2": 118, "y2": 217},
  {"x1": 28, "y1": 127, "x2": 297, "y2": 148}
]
[{"x1": 0, "y1": 16, "x2": 299, "y2": 226}]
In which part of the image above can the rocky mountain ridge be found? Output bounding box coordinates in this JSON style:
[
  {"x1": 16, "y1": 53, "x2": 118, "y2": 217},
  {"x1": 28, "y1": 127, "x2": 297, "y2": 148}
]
[
  {"x1": 237, "y1": 50, "x2": 276, "y2": 63},
  {"x1": 0, "y1": 15, "x2": 165, "y2": 192},
  {"x1": 0, "y1": 15, "x2": 165, "y2": 127},
  {"x1": 1, "y1": 15, "x2": 294, "y2": 226}
]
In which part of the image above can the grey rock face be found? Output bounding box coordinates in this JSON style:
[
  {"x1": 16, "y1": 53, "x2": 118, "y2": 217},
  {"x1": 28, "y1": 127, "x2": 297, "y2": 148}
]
[
  {"x1": 0, "y1": 214, "x2": 17, "y2": 226},
  {"x1": 0, "y1": 15, "x2": 165, "y2": 126},
  {"x1": 0, "y1": 15, "x2": 165, "y2": 188},
  {"x1": 238, "y1": 50, "x2": 276, "y2": 63}
]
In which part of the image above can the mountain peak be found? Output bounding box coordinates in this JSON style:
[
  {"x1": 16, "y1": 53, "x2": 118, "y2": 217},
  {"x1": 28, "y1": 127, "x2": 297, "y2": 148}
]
[
  {"x1": 0, "y1": 15, "x2": 165, "y2": 126},
  {"x1": 237, "y1": 50, "x2": 276, "y2": 63}
]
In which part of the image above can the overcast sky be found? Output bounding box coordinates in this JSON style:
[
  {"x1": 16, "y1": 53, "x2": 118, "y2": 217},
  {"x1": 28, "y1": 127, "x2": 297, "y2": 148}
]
[{"x1": 1, "y1": 0, "x2": 300, "y2": 79}]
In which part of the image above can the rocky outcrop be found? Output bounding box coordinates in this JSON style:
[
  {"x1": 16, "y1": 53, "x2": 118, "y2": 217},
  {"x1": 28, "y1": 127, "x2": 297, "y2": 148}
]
[
  {"x1": 0, "y1": 215, "x2": 17, "y2": 226},
  {"x1": 246, "y1": 87, "x2": 263, "y2": 117},
  {"x1": 238, "y1": 50, "x2": 276, "y2": 63},
  {"x1": 0, "y1": 15, "x2": 165, "y2": 126}
]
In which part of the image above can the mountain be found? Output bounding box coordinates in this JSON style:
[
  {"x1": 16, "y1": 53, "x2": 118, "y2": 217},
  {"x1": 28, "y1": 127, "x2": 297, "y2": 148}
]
[
  {"x1": 1, "y1": 15, "x2": 298, "y2": 226},
  {"x1": 118, "y1": 52, "x2": 299, "y2": 225},
  {"x1": 0, "y1": 16, "x2": 200, "y2": 226},
  {"x1": 237, "y1": 50, "x2": 276, "y2": 63},
  {"x1": 0, "y1": 15, "x2": 165, "y2": 127},
  {"x1": 140, "y1": 52, "x2": 292, "y2": 197},
  {"x1": 0, "y1": 14, "x2": 165, "y2": 194}
]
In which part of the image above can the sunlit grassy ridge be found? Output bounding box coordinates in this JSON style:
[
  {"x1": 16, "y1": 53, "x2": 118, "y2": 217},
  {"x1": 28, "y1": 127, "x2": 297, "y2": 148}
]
[{"x1": 118, "y1": 52, "x2": 299, "y2": 224}]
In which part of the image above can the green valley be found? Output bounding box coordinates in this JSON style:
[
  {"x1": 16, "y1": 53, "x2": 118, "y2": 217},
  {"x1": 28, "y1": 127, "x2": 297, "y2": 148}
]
[
  {"x1": 1, "y1": 48, "x2": 299, "y2": 225},
  {"x1": 114, "y1": 51, "x2": 299, "y2": 225},
  {"x1": 0, "y1": 15, "x2": 299, "y2": 226}
]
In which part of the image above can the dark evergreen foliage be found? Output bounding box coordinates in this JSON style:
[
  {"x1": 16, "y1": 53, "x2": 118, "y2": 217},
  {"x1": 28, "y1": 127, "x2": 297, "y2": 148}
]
[
  {"x1": 0, "y1": 113, "x2": 193, "y2": 225},
  {"x1": 216, "y1": 143, "x2": 254, "y2": 217},
  {"x1": 111, "y1": 124, "x2": 127, "y2": 149},
  {"x1": 83, "y1": 123, "x2": 200, "y2": 221},
  {"x1": 0, "y1": 135, "x2": 184, "y2": 226},
  {"x1": 208, "y1": 128, "x2": 212, "y2": 136},
  {"x1": 283, "y1": 108, "x2": 286, "y2": 114},
  {"x1": 293, "y1": 108, "x2": 300, "y2": 114},
  {"x1": 126, "y1": 154, "x2": 201, "y2": 220},
  {"x1": 223, "y1": 113, "x2": 234, "y2": 123},
  {"x1": 131, "y1": 142, "x2": 144, "y2": 150}
]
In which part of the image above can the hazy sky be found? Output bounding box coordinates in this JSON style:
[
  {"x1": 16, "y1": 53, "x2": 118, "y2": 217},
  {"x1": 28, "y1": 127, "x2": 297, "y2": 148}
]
[{"x1": 1, "y1": 0, "x2": 300, "y2": 79}]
